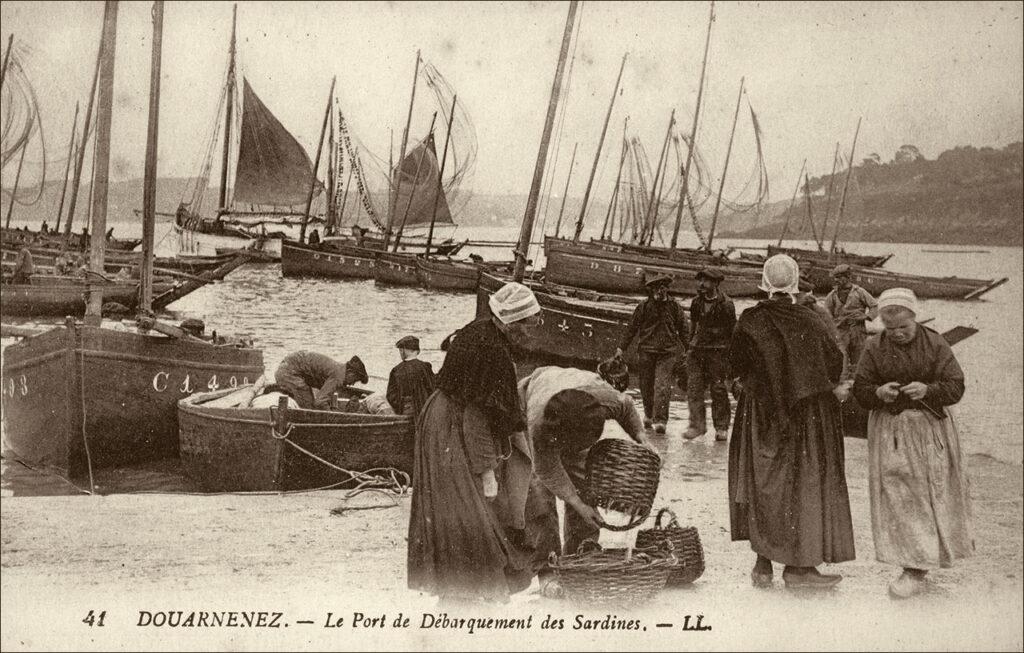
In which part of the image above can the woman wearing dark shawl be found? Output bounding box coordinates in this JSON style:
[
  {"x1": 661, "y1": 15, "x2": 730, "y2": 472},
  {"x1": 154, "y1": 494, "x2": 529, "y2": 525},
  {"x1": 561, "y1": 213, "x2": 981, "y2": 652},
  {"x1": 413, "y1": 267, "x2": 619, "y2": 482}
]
[
  {"x1": 728, "y1": 255, "x2": 856, "y2": 589},
  {"x1": 407, "y1": 282, "x2": 540, "y2": 602}
]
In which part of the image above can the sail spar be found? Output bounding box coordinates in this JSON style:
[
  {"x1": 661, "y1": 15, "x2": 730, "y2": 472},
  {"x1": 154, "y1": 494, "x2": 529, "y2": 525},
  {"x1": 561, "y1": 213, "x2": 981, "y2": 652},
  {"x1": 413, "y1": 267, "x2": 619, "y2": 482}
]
[
  {"x1": 391, "y1": 133, "x2": 453, "y2": 228},
  {"x1": 232, "y1": 78, "x2": 321, "y2": 207}
]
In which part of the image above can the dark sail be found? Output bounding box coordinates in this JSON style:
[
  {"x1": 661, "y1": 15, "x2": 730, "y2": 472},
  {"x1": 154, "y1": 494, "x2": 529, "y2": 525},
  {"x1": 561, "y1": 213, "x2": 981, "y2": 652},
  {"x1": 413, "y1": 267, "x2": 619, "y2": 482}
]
[
  {"x1": 391, "y1": 134, "x2": 453, "y2": 228},
  {"x1": 233, "y1": 78, "x2": 320, "y2": 207}
]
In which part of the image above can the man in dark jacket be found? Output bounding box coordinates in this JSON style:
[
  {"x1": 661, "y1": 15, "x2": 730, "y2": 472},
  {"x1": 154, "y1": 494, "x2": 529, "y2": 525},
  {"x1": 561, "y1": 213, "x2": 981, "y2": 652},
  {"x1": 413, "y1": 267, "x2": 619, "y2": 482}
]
[
  {"x1": 616, "y1": 274, "x2": 689, "y2": 433},
  {"x1": 386, "y1": 335, "x2": 435, "y2": 417},
  {"x1": 274, "y1": 351, "x2": 368, "y2": 409},
  {"x1": 685, "y1": 268, "x2": 736, "y2": 441}
]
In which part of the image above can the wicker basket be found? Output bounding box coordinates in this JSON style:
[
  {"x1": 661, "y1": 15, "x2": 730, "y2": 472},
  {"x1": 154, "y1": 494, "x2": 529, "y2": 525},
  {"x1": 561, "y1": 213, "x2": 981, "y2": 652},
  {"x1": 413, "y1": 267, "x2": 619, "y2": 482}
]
[
  {"x1": 548, "y1": 539, "x2": 676, "y2": 606},
  {"x1": 584, "y1": 438, "x2": 661, "y2": 531},
  {"x1": 635, "y1": 508, "x2": 706, "y2": 586}
]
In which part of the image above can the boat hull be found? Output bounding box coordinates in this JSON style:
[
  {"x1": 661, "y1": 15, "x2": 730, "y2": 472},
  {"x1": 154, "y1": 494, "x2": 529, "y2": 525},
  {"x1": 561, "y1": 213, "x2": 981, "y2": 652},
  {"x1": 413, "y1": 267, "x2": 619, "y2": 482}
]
[
  {"x1": 0, "y1": 277, "x2": 179, "y2": 317},
  {"x1": 178, "y1": 388, "x2": 414, "y2": 492},
  {"x1": 280, "y1": 239, "x2": 376, "y2": 279},
  {"x1": 804, "y1": 264, "x2": 1008, "y2": 300},
  {"x1": 374, "y1": 252, "x2": 420, "y2": 286},
  {"x1": 174, "y1": 222, "x2": 283, "y2": 260},
  {"x1": 1, "y1": 325, "x2": 264, "y2": 476},
  {"x1": 767, "y1": 245, "x2": 892, "y2": 268},
  {"x1": 416, "y1": 257, "x2": 481, "y2": 292}
]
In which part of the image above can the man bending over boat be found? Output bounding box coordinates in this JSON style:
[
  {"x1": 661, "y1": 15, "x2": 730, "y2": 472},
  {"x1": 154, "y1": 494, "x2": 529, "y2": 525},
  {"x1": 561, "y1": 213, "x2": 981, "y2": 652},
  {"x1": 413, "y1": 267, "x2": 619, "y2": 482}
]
[{"x1": 273, "y1": 351, "x2": 369, "y2": 410}]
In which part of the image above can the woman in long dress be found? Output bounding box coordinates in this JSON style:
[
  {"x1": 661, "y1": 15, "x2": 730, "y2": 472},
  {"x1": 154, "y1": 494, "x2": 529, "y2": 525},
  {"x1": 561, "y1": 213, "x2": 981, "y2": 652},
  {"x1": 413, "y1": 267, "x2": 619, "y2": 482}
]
[
  {"x1": 852, "y1": 287, "x2": 974, "y2": 598},
  {"x1": 407, "y1": 282, "x2": 540, "y2": 602},
  {"x1": 728, "y1": 254, "x2": 856, "y2": 589}
]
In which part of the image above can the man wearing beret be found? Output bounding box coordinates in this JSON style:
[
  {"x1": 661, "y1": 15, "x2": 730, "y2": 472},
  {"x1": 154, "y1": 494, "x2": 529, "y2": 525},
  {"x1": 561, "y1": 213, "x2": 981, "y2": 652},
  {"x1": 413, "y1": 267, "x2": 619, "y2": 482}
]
[
  {"x1": 386, "y1": 335, "x2": 435, "y2": 418},
  {"x1": 273, "y1": 351, "x2": 368, "y2": 410},
  {"x1": 685, "y1": 267, "x2": 736, "y2": 441},
  {"x1": 825, "y1": 264, "x2": 877, "y2": 380},
  {"x1": 616, "y1": 274, "x2": 689, "y2": 434}
]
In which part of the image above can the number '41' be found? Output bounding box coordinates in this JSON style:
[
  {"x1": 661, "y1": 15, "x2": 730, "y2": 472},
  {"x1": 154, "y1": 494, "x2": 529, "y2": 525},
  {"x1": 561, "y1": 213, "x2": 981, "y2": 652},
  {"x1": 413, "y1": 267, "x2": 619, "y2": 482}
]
[{"x1": 83, "y1": 610, "x2": 106, "y2": 627}]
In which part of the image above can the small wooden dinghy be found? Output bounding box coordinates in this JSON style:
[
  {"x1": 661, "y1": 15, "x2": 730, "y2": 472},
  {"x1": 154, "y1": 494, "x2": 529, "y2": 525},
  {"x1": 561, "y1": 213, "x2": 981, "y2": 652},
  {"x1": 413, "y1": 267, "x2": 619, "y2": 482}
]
[{"x1": 178, "y1": 385, "x2": 414, "y2": 492}]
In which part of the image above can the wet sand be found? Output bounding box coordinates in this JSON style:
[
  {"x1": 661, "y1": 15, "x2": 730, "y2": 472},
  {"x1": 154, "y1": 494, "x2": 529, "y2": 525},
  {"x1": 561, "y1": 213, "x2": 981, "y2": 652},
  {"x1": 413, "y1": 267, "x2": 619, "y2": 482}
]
[{"x1": 2, "y1": 430, "x2": 1021, "y2": 651}]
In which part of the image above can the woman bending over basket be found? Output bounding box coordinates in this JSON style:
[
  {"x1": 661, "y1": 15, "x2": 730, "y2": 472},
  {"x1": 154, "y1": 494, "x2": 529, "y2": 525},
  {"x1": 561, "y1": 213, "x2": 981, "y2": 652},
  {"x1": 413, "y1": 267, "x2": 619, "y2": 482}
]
[{"x1": 407, "y1": 282, "x2": 540, "y2": 602}]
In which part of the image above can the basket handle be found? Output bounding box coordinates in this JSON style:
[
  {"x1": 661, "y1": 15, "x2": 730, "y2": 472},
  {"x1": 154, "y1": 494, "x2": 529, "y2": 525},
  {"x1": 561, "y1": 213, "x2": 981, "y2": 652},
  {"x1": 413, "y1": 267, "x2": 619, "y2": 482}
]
[
  {"x1": 654, "y1": 507, "x2": 680, "y2": 530},
  {"x1": 598, "y1": 506, "x2": 651, "y2": 532}
]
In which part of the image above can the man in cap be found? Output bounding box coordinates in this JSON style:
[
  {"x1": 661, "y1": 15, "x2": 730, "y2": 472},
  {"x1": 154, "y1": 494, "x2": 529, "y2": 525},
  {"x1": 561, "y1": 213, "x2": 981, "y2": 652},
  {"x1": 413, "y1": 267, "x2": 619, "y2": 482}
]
[
  {"x1": 273, "y1": 351, "x2": 368, "y2": 410},
  {"x1": 517, "y1": 365, "x2": 651, "y2": 579},
  {"x1": 685, "y1": 267, "x2": 736, "y2": 441},
  {"x1": 386, "y1": 335, "x2": 435, "y2": 417},
  {"x1": 408, "y1": 281, "x2": 540, "y2": 601},
  {"x1": 616, "y1": 274, "x2": 689, "y2": 434},
  {"x1": 10, "y1": 246, "x2": 34, "y2": 285},
  {"x1": 825, "y1": 264, "x2": 878, "y2": 381}
]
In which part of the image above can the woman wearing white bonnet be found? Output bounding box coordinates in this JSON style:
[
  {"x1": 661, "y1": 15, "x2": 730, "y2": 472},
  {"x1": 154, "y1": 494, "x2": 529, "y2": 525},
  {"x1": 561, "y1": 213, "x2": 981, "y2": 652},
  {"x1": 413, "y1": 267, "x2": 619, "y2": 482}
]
[
  {"x1": 728, "y1": 254, "x2": 855, "y2": 589},
  {"x1": 852, "y1": 287, "x2": 973, "y2": 599}
]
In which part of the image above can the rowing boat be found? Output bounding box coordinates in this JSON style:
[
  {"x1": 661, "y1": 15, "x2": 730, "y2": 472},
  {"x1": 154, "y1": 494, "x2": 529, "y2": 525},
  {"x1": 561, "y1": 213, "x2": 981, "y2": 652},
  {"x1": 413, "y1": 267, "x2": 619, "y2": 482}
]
[{"x1": 178, "y1": 386, "x2": 414, "y2": 491}]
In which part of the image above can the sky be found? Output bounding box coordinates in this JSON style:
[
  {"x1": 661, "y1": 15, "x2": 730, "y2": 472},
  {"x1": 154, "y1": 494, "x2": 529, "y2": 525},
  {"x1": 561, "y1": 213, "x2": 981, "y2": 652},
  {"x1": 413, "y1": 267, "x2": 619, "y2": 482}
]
[{"x1": 2, "y1": 0, "x2": 1022, "y2": 206}]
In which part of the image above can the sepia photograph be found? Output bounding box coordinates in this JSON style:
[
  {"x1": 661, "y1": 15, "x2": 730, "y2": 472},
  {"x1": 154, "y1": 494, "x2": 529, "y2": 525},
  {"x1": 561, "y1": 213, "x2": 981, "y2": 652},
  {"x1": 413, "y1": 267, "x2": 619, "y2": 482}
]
[{"x1": 1, "y1": 1, "x2": 1021, "y2": 650}]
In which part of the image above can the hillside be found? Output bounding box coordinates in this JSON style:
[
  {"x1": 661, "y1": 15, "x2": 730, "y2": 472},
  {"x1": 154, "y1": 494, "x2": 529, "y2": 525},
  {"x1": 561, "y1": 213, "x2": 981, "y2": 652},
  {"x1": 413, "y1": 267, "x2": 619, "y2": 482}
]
[{"x1": 718, "y1": 141, "x2": 1024, "y2": 246}]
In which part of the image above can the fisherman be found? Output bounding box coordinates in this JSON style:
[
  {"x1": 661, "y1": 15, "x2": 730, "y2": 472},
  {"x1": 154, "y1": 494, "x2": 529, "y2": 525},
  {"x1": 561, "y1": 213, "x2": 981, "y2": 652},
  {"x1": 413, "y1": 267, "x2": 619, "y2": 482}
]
[
  {"x1": 616, "y1": 274, "x2": 689, "y2": 434},
  {"x1": 518, "y1": 365, "x2": 651, "y2": 581},
  {"x1": 408, "y1": 281, "x2": 540, "y2": 602},
  {"x1": 40, "y1": 221, "x2": 49, "y2": 234},
  {"x1": 105, "y1": 227, "x2": 115, "y2": 241},
  {"x1": 685, "y1": 267, "x2": 736, "y2": 442},
  {"x1": 11, "y1": 246, "x2": 34, "y2": 285},
  {"x1": 308, "y1": 229, "x2": 321, "y2": 245},
  {"x1": 728, "y1": 254, "x2": 855, "y2": 589},
  {"x1": 81, "y1": 226, "x2": 90, "y2": 247},
  {"x1": 351, "y1": 224, "x2": 366, "y2": 247},
  {"x1": 852, "y1": 288, "x2": 973, "y2": 599},
  {"x1": 386, "y1": 335, "x2": 435, "y2": 417},
  {"x1": 273, "y1": 351, "x2": 368, "y2": 410},
  {"x1": 825, "y1": 264, "x2": 878, "y2": 380}
]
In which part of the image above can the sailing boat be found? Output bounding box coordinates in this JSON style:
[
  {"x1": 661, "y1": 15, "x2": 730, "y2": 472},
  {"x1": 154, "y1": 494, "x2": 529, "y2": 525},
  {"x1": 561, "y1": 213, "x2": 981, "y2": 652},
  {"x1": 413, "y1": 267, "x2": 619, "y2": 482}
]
[
  {"x1": 1, "y1": 1, "x2": 263, "y2": 480},
  {"x1": 173, "y1": 5, "x2": 322, "y2": 260}
]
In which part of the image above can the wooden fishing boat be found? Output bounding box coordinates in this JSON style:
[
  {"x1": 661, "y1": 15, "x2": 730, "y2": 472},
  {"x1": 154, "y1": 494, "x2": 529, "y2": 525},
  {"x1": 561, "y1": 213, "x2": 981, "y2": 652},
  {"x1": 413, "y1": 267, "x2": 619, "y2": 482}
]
[
  {"x1": 2, "y1": 246, "x2": 238, "y2": 276},
  {"x1": 373, "y1": 251, "x2": 420, "y2": 286},
  {"x1": 476, "y1": 271, "x2": 645, "y2": 368},
  {"x1": 543, "y1": 243, "x2": 766, "y2": 297},
  {"x1": 1, "y1": 321, "x2": 264, "y2": 476},
  {"x1": 326, "y1": 232, "x2": 465, "y2": 257},
  {"x1": 415, "y1": 255, "x2": 480, "y2": 291},
  {"x1": 1, "y1": 227, "x2": 140, "y2": 252},
  {"x1": 767, "y1": 245, "x2": 892, "y2": 268},
  {"x1": 0, "y1": 275, "x2": 179, "y2": 317},
  {"x1": 280, "y1": 239, "x2": 376, "y2": 279},
  {"x1": 178, "y1": 386, "x2": 414, "y2": 492},
  {"x1": 803, "y1": 263, "x2": 1008, "y2": 300}
]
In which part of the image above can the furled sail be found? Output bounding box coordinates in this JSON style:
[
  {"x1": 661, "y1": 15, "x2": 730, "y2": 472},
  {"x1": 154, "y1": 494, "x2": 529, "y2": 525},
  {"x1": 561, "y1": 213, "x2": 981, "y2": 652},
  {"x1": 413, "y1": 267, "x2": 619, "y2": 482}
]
[
  {"x1": 232, "y1": 78, "x2": 320, "y2": 207},
  {"x1": 390, "y1": 133, "x2": 452, "y2": 228}
]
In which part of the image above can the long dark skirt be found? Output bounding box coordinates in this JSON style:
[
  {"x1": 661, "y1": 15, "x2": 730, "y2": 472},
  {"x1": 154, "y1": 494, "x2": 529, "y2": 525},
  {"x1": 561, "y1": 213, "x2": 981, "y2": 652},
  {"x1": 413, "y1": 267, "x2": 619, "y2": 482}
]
[
  {"x1": 407, "y1": 390, "x2": 525, "y2": 601},
  {"x1": 728, "y1": 391, "x2": 856, "y2": 567}
]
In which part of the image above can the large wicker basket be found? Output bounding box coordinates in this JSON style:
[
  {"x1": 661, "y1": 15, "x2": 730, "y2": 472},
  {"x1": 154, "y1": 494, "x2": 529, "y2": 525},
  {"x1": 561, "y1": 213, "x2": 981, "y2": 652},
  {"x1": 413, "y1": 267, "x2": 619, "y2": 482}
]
[
  {"x1": 635, "y1": 508, "x2": 706, "y2": 586},
  {"x1": 548, "y1": 539, "x2": 676, "y2": 606},
  {"x1": 584, "y1": 438, "x2": 661, "y2": 531}
]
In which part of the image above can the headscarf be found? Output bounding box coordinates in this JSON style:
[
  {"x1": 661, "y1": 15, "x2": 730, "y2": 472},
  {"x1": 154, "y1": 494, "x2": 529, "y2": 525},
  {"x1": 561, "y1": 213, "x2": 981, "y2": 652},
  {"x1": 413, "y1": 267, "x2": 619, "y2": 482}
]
[
  {"x1": 488, "y1": 282, "x2": 541, "y2": 325},
  {"x1": 759, "y1": 254, "x2": 801, "y2": 303},
  {"x1": 877, "y1": 287, "x2": 919, "y2": 317}
]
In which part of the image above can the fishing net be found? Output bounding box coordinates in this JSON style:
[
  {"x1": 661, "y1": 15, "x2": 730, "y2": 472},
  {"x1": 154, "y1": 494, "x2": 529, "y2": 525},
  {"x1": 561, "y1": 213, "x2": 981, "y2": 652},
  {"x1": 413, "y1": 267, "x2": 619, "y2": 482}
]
[{"x1": 1, "y1": 46, "x2": 48, "y2": 208}]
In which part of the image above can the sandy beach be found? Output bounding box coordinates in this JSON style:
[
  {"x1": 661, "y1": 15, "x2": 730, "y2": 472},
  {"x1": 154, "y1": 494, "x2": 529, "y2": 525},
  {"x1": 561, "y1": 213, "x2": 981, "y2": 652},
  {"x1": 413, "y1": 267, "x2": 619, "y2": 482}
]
[{"x1": 2, "y1": 427, "x2": 1021, "y2": 651}]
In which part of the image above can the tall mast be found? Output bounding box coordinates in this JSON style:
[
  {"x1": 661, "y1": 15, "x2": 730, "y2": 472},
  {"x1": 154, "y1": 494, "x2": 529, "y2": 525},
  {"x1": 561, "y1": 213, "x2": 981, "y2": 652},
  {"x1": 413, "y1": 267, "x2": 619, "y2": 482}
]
[
  {"x1": 337, "y1": 167, "x2": 353, "y2": 231},
  {"x1": 392, "y1": 112, "x2": 438, "y2": 251},
  {"x1": 671, "y1": 0, "x2": 714, "y2": 249},
  {"x1": 830, "y1": 117, "x2": 862, "y2": 256},
  {"x1": 705, "y1": 75, "x2": 744, "y2": 252},
  {"x1": 642, "y1": 109, "x2": 675, "y2": 246},
  {"x1": 140, "y1": 0, "x2": 164, "y2": 314},
  {"x1": 53, "y1": 102, "x2": 81, "y2": 233},
  {"x1": 85, "y1": 0, "x2": 118, "y2": 324},
  {"x1": 217, "y1": 4, "x2": 237, "y2": 213},
  {"x1": 572, "y1": 52, "x2": 627, "y2": 244},
  {"x1": 600, "y1": 118, "x2": 629, "y2": 241},
  {"x1": 775, "y1": 158, "x2": 805, "y2": 246},
  {"x1": 819, "y1": 140, "x2": 840, "y2": 248},
  {"x1": 514, "y1": 0, "x2": 579, "y2": 281},
  {"x1": 803, "y1": 171, "x2": 821, "y2": 248},
  {"x1": 426, "y1": 96, "x2": 458, "y2": 255},
  {"x1": 553, "y1": 142, "x2": 578, "y2": 238},
  {"x1": 384, "y1": 50, "x2": 421, "y2": 251},
  {"x1": 62, "y1": 38, "x2": 103, "y2": 246},
  {"x1": 4, "y1": 146, "x2": 27, "y2": 228},
  {"x1": 0, "y1": 34, "x2": 13, "y2": 92},
  {"x1": 299, "y1": 76, "x2": 336, "y2": 244},
  {"x1": 325, "y1": 103, "x2": 336, "y2": 233}
]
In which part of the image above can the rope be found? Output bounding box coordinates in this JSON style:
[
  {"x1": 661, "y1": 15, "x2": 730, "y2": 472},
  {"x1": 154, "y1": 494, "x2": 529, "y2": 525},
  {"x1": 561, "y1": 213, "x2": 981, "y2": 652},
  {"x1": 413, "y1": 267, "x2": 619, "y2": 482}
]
[{"x1": 77, "y1": 329, "x2": 96, "y2": 494}]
